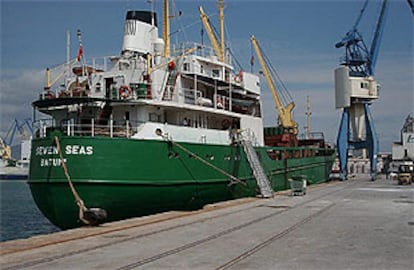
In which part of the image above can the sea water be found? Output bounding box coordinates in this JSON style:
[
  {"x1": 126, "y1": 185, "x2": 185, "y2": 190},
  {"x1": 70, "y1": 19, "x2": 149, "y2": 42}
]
[{"x1": 0, "y1": 180, "x2": 60, "y2": 242}]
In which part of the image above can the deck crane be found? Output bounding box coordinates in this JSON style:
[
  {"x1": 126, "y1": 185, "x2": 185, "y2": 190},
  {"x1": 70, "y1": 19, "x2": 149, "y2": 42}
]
[
  {"x1": 250, "y1": 35, "x2": 298, "y2": 139},
  {"x1": 334, "y1": 0, "x2": 388, "y2": 181},
  {"x1": 199, "y1": 0, "x2": 225, "y2": 62}
]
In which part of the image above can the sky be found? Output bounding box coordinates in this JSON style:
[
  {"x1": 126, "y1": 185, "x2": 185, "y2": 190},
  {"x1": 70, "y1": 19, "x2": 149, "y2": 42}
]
[{"x1": 0, "y1": 0, "x2": 413, "y2": 152}]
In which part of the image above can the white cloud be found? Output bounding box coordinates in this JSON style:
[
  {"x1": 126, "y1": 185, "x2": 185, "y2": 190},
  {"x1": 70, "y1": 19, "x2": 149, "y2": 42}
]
[{"x1": 0, "y1": 69, "x2": 44, "y2": 142}]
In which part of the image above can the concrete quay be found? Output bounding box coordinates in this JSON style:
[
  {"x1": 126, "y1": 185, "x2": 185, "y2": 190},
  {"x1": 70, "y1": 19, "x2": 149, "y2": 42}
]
[{"x1": 1, "y1": 175, "x2": 413, "y2": 270}]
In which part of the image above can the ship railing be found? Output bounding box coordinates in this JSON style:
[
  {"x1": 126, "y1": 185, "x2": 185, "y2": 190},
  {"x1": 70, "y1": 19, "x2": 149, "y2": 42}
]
[
  {"x1": 77, "y1": 55, "x2": 117, "y2": 74},
  {"x1": 174, "y1": 42, "x2": 232, "y2": 64},
  {"x1": 183, "y1": 88, "x2": 203, "y2": 105},
  {"x1": 39, "y1": 55, "x2": 117, "y2": 101},
  {"x1": 173, "y1": 42, "x2": 215, "y2": 59},
  {"x1": 180, "y1": 89, "x2": 231, "y2": 111},
  {"x1": 33, "y1": 118, "x2": 143, "y2": 139},
  {"x1": 33, "y1": 118, "x2": 56, "y2": 138}
]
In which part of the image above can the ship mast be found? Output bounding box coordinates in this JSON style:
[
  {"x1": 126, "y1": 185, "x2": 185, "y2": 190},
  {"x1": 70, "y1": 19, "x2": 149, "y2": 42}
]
[
  {"x1": 305, "y1": 96, "x2": 312, "y2": 139},
  {"x1": 163, "y1": 0, "x2": 170, "y2": 57},
  {"x1": 219, "y1": 0, "x2": 225, "y2": 62}
]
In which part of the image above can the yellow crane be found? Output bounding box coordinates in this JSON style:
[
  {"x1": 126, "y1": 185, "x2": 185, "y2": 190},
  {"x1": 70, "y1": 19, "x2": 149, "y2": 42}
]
[
  {"x1": 199, "y1": 1, "x2": 225, "y2": 62},
  {"x1": 250, "y1": 35, "x2": 298, "y2": 135}
]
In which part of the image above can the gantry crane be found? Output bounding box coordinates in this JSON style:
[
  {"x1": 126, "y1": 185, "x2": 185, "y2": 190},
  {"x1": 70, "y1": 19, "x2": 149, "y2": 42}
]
[
  {"x1": 334, "y1": 0, "x2": 388, "y2": 181},
  {"x1": 250, "y1": 35, "x2": 298, "y2": 137}
]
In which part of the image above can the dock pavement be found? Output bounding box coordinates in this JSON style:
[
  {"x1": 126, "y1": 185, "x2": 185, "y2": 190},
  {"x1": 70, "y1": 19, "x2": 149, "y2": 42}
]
[{"x1": 1, "y1": 175, "x2": 413, "y2": 270}]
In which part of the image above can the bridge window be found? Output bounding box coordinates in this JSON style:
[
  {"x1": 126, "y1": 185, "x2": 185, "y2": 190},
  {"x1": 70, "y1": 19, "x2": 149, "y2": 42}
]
[{"x1": 212, "y1": 69, "x2": 220, "y2": 78}]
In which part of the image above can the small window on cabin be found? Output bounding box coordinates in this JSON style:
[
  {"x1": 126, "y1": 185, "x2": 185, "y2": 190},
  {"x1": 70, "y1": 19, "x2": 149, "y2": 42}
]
[
  {"x1": 149, "y1": 113, "x2": 160, "y2": 122},
  {"x1": 212, "y1": 69, "x2": 220, "y2": 78},
  {"x1": 200, "y1": 65, "x2": 204, "y2": 74},
  {"x1": 183, "y1": 63, "x2": 189, "y2": 71},
  {"x1": 360, "y1": 82, "x2": 369, "y2": 89}
]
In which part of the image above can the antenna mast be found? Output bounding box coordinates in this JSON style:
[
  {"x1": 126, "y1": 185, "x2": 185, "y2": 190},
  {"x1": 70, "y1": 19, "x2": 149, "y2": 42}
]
[{"x1": 305, "y1": 96, "x2": 311, "y2": 139}]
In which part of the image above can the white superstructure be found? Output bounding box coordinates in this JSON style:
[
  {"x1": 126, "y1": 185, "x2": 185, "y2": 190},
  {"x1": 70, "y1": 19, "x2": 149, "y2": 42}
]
[{"x1": 36, "y1": 5, "x2": 265, "y2": 146}]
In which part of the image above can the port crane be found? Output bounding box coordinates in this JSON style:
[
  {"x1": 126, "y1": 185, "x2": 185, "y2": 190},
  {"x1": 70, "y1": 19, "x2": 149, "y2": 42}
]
[
  {"x1": 1, "y1": 118, "x2": 33, "y2": 160},
  {"x1": 2, "y1": 118, "x2": 33, "y2": 146},
  {"x1": 250, "y1": 36, "x2": 298, "y2": 141},
  {"x1": 334, "y1": 0, "x2": 388, "y2": 180}
]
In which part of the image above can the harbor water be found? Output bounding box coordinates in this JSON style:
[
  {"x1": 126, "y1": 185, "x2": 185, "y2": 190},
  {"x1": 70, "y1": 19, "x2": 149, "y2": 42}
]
[{"x1": 0, "y1": 180, "x2": 60, "y2": 242}]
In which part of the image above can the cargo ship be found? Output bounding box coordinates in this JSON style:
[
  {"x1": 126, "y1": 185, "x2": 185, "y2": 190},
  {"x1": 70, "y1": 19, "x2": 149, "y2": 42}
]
[{"x1": 29, "y1": 1, "x2": 336, "y2": 229}]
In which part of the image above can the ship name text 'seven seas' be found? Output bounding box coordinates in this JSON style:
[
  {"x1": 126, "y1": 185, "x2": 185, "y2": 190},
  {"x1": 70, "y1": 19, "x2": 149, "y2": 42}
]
[{"x1": 36, "y1": 145, "x2": 94, "y2": 167}]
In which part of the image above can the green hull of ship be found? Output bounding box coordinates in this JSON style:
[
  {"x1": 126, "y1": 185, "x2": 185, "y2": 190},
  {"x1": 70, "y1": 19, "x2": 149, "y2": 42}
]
[{"x1": 29, "y1": 133, "x2": 335, "y2": 229}]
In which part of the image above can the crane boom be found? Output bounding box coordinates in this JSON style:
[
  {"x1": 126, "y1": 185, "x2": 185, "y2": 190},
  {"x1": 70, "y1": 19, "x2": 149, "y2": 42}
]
[
  {"x1": 250, "y1": 35, "x2": 297, "y2": 134},
  {"x1": 199, "y1": 6, "x2": 224, "y2": 62},
  {"x1": 369, "y1": 0, "x2": 388, "y2": 75},
  {"x1": 335, "y1": 0, "x2": 388, "y2": 77}
]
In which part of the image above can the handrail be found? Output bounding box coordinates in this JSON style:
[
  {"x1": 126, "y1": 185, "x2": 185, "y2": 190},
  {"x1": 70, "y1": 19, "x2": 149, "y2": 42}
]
[{"x1": 33, "y1": 118, "x2": 142, "y2": 139}]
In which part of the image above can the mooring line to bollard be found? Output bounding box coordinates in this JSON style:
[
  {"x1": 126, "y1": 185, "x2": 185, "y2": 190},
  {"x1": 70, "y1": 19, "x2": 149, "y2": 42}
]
[{"x1": 54, "y1": 136, "x2": 91, "y2": 225}]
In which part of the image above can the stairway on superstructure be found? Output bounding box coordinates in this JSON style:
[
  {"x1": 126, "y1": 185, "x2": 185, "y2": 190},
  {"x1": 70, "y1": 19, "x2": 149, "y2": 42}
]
[
  {"x1": 241, "y1": 140, "x2": 274, "y2": 198},
  {"x1": 163, "y1": 69, "x2": 179, "y2": 101}
]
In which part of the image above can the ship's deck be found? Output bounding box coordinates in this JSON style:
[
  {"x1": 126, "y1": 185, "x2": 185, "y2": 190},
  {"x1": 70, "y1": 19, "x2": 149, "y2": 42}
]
[{"x1": 1, "y1": 175, "x2": 413, "y2": 270}]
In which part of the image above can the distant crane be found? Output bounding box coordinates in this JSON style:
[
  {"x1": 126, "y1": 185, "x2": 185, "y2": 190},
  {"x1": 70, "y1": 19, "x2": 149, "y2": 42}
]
[
  {"x1": 334, "y1": 0, "x2": 388, "y2": 180},
  {"x1": 1, "y1": 118, "x2": 33, "y2": 160},
  {"x1": 3, "y1": 118, "x2": 33, "y2": 147}
]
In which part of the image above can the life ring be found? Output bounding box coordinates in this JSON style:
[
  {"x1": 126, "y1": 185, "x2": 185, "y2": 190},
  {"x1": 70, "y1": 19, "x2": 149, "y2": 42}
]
[
  {"x1": 222, "y1": 119, "x2": 230, "y2": 129},
  {"x1": 119, "y1": 85, "x2": 132, "y2": 99}
]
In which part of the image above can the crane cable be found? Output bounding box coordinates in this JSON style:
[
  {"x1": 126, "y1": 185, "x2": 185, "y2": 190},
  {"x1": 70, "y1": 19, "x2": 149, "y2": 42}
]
[{"x1": 258, "y1": 42, "x2": 293, "y2": 106}]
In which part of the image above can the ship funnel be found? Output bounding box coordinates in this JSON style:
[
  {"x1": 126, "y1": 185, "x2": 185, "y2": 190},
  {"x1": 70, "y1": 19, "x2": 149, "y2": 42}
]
[{"x1": 122, "y1": 10, "x2": 158, "y2": 55}]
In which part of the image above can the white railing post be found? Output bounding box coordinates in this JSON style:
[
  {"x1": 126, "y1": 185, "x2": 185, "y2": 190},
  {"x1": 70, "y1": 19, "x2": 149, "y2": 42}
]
[
  {"x1": 67, "y1": 121, "x2": 70, "y2": 136},
  {"x1": 110, "y1": 115, "x2": 113, "y2": 138},
  {"x1": 126, "y1": 120, "x2": 130, "y2": 137},
  {"x1": 71, "y1": 120, "x2": 74, "y2": 136},
  {"x1": 40, "y1": 120, "x2": 44, "y2": 137},
  {"x1": 91, "y1": 118, "x2": 95, "y2": 137}
]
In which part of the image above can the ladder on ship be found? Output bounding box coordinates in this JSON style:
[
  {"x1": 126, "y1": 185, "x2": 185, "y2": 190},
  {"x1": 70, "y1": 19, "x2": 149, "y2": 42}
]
[
  {"x1": 241, "y1": 140, "x2": 274, "y2": 198},
  {"x1": 163, "y1": 69, "x2": 179, "y2": 101}
]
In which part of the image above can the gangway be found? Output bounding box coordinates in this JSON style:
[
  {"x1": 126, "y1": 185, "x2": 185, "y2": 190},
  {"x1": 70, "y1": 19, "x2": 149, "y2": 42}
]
[{"x1": 241, "y1": 140, "x2": 273, "y2": 198}]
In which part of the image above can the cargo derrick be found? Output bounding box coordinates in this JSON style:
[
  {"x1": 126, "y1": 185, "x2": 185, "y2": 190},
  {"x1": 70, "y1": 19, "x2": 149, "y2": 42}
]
[{"x1": 250, "y1": 36, "x2": 298, "y2": 147}]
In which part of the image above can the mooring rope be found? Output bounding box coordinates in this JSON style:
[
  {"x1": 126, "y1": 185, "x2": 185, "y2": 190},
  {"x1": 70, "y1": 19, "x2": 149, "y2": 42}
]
[
  {"x1": 54, "y1": 136, "x2": 90, "y2": 225},
  {"x1": 159, "y1": 133, "x2": 247, "y2": 187}
]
